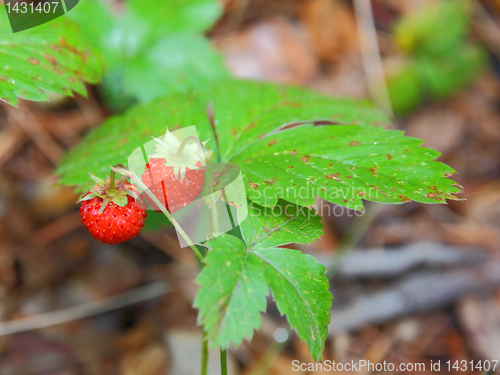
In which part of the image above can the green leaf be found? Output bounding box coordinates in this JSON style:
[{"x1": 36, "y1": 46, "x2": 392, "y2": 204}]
[
  {"x1": 233, "y1": 122, "x2": 460, "y2": 210},
  {"x1": 56, "y1": 90, "x2": 212, "y2": 191},
  {"x1": 194, "y1": 234, "x2": 268, "y2": 349},
  {"x1": 194, "y1": 230, "x2": 332, "y2": 361},
  {"x1": 127, "y1": 0, "x2": 222, "y2": 35},
  {"x1": 121, "y1": 33, "x2": 227, "y2": 103},
  {"x1": 388, "y1": 0, "x2": 485, "y2": 114},
  {"x1": 241, "y1": 200, "x2": 323, "y2": 248},
  {"x1": 57, "y1": 80, "x2": 462, "y2": 210},
  {"x1": 418, "y1": 45, "x2": 487, "y2": 99},
  {"x1": 386, "y1": 62, "x2": 424, "y2": 116},
  {"x1": 394, "y1": 0, "x2": 471, "y2": 57},
  {"x1": 256, "y1": 246, "x2": 331, "y2": 360},
  {"x1": 67, "y1": 0, "x2": 227, "y2": 105},
  {"x1": 0, "y1": 4, "x2": 105, "y2": 106}
]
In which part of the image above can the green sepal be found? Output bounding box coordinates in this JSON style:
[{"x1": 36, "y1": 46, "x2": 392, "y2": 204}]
[
  {"x1": 112, "y1": 195, "x2": 128, "y2": 207},
  {"x1": 89, "y1": 172, "x2": 106, "y2": 186},
  {"x1": 78, "y1": 193, "x2": 97, "y2": 202},
  {"x1": 98, "y1": 197, "x2": 112, "y2": 214}
]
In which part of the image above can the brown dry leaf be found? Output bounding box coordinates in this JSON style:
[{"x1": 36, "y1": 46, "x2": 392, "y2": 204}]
[
  {"x1": 359, "y1": 330, "x2": 395, "y2": 375},
  {"x1": 113, "y1": 319, "x2": 159, "y2": 352},
  {"x1": 215, "y1": 17, "x2": 319, "y2": 84},
  {"x1": 243, "y1": 353, "x2": 297, "y2": 375},
  {"x1": 67, "y1": 248, "x2": 142, "y2": 300},
  {"x1": 440, "y1": 222, "x2": 500, "y2": 249},
  {"x1": 369, "y1": 218, "x2": 443, "y2": 246},
  {"x1": 308, "y1": 57, "x2": 368, "y2": 98},
  {"x1": 457, "y1": 294, "x2": 500, "y2": 360},
  {"x1": 404, "y1": 108, "x2": 465, "y2": 155},
  {"x1": 0, "y1": 125, "x2": 27, "y2": 168},
  {"x1": 461, "y1": 180, "x2": 500, "y2": 226},
  {"x1": 488, "y1": 0, "x2": 500, "y2": 14},
  {"x1": 299, "y1": 0, "x2": 358, "y2": 63},
  {"x1": 121, "y1": 342, "x2": 168, "y2": 375},
  {"x1": 29, "y1": 177, "x2": 79, "y2": 221},
  {"x1": 0, "y1": 333, "x2": 82, "y2": 375}
]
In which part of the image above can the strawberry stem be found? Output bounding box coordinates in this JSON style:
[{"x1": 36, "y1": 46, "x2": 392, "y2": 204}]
[{"x1": 109, "y1": 170, "x2": 116, "y2": 196}]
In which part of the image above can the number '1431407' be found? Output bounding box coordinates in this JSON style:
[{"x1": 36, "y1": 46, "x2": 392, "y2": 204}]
[
  {"x1": 446, "y1": 360, "x2": 498, "y2": 372},
  {"x1": 6, "y1": 2, "x2": 59, "y2": 13}
]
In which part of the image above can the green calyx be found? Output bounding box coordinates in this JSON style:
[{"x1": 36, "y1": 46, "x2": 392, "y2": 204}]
[
  {"x1": 149, "y1": 130, "x2": 208, "y2": 179},
  {"x1": 79, "y1": 171, "x2": 140, "y2": 214}
]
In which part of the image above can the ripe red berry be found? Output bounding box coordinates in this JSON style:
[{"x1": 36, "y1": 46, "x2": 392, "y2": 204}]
[
  {"x1": 141, "y1": 131, "x2": 205, "y2": 213},
  {"x1": 79, "y1": 172, "x2": 147, "y2": 245}
]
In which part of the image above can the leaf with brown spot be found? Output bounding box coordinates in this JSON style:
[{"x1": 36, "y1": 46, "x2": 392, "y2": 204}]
[
  {"x1": 0, "y1": 5, "x2": 104, "y2": 106},
  {"x1": 57, "y1": 80, "x2": 461, "y2": 211},
  {"x1": 194, "y1": 231, "x2": 331, "y2": 361},
  {"x1": 325, "y1": 173, "x2": 340, "y2": 181}
]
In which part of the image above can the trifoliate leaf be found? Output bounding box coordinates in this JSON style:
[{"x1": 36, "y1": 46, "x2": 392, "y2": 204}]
[
  {"x1": 0, "y1": 5, "x2": 105, "y2": 106},
  {"x1": 57, "y1": 80, "x2": 462, "y2": 210},
  {"x1": 194, "y1": 233, "x2": 331, "y2": 361}
]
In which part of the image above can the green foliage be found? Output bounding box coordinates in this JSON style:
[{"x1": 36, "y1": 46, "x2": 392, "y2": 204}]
[
  {"x1": 385, "y1": 62, "x2": 423, "y2": 116},
  {"x1": 57, "y1": 77, "x2": 463, "y2": 363},
  {"x1": 418, "y1": 46, "x2": 487, "y2": 99},
  {"x1": 57, "y1": 80, "x2": 462, "y2": 210},
  {"x1": 67, "y1": 0, "x2": 227, "y2": 108},
  {"x1": 394, "y1": 0, "x2": 470, "y2": 57},
  {"x1": 0, "y1": 4, "x2": 105, "y2": 107},
  {"x1": 388, "y1": 0, "x2": 487, "y2": 115},
  {"x1": 194, "y1": 201, "x2": 331, "y2": 360},
  {"x1": 241, "y1": 201, "x2": 323, "y2": 247}
]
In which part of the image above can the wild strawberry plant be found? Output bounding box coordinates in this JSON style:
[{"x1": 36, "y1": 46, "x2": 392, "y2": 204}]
[
  {"x1": 0, "y1": 4, "x2": 104, "y2": 106},
  {"x1": 1, "y1": 1, "x2": 463, "y2": 371},
  {"x1": 56, "y1": 80, "x2": 462, "y2": 368}
]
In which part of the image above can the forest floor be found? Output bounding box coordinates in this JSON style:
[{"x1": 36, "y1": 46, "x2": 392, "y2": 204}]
[{"x1": 0, "y1": 0, "x2": 500, "y2": 374}]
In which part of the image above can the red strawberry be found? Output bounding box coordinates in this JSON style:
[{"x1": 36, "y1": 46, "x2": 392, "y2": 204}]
[
  {"x1": 141, "y1": 131, "x2": 205, "y2": 213},
  {"x1": 79, "y1": 172, "x2": 147, "y2": 245}
]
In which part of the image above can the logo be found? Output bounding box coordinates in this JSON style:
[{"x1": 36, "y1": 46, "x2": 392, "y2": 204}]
[
  {"x1": 3, "y1": 0, "x2": 79, "y2": 33},
  {"x1": 127, "y1": 126, "x2": 248, "y2": 248}
]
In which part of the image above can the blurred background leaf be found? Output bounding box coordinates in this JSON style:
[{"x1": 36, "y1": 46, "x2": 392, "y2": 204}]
[
  {"x1": 387, "y1": 0, "x2": 487, "y2": 115},
  {"x1": 66, "y1": 0, "x2": 228, "y2": 110}
]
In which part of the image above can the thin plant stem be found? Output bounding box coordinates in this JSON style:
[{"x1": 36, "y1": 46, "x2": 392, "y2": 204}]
[
  {"x1": 108, "y1": 170, "x2": 116, "y2": 195},
  {"x1": 353, "y1": 0, "x2": 394, "y2": 117},
  {"x1": 203, "y1": 160, "x2": 220, "y2": 236},
  {"x1": 201, "y1": 331, "x2": 208, "y2": 375},
  {"x1": 220, "y1": 348, "x2": 228, "y2": 375}
]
